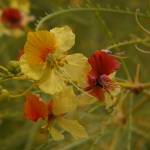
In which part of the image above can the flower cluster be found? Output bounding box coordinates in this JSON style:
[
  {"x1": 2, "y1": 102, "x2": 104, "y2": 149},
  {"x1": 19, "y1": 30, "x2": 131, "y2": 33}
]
[
  {"x1": 20, "y1": 26, "x2": 120, "y2": 140},
  {"x1": 0, "y1": 0, "x2": 34, "y2": 37}
]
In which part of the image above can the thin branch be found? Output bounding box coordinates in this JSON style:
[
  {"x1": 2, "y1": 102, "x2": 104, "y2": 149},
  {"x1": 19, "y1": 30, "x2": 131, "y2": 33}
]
[
  {"x1": 135, "y1": 44, "x2": 150, "y2": 54},
  {"x1": 36, "y1": 7, "x2": 150, "y2": 30},
  {"x1": 118, "y1": 82, "x2": 150, "y2": 89},
  {"x1": 132, "y1": 97, "x2": 148, "y2": 113},
  {"x1": 135, "y1": 9, "x2": 150, "y2": 35},
  {"x1": 121, "y1": 60, "x2": 133, "y2": 81},
  {"x1": 107, "y1": 38, "x2": 150, "y2": 49},
  {"x1": 134, "y1": 64, "x2": 141, "y2": 83},
  {"x1": 143, "y1": 90, "x2": 150, "y2": 97},
  {"x1": 127, "y1": 94, "x2": 133, "y2": 150},
  {"x1": 9, "y1": 84, "x2": 34, "y2": 98},
  {"x1": 132, "y1": 126, "x2": 150, "y2": 141}
]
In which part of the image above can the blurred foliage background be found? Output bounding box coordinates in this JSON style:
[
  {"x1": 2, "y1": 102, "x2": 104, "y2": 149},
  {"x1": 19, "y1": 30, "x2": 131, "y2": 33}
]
[{"x1": 0, "y1": 0, "x2": 150, "y2": 150}]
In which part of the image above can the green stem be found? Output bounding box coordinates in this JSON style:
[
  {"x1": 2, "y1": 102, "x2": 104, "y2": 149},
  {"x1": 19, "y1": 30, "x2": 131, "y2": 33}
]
[
  {"x1": 132, "y1": 126, "x2": 150, "y2": 141},
  {"x1": 107, "y1": 38, "x2": 150, "y2": 50},
  {"x1": 127, "y1": 94, "x2": 133, "y2": 150},
  {"x1": 0, "y1": 75, "x2": 29, "y2": 83},
  {"x1": 36, "y1": 7, "x2": 149, "y2": 30},
  {"x1": 24, "y1": 123, "x2": 41, "y2": 150},
  {"x1": 118, "y1": 82, "x2": 150, "y2": 89},
  {"x1": 0, "y1": 66, "x2": 10, "y2": 75},
  {"x1": 9, "y1": 84, "x2": 34, "y2": 98},
  {"x1": 121, "y1": 59, "x2": 133, "y2": 81},
  {"x1": 143, "y1": 90, "x2": 150, "y2": 96}
]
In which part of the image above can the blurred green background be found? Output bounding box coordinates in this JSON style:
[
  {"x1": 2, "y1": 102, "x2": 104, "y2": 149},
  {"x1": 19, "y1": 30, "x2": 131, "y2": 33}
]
[{"x1": 0, "y1": 0, "x2": 150, "y2": 150}]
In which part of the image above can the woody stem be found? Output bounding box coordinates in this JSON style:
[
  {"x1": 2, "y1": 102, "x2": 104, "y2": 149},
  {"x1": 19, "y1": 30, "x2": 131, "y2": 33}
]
[{"x1": 118, "y1": 82, "x2": 150, "y2": 90}]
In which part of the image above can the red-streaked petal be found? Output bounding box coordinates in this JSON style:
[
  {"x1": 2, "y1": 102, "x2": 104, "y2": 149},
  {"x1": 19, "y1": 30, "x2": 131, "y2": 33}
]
[
  {"x1": 88, "y1": 50, "x2": 120, "y2": 75},
  {"x1": 88, "y1": 87, "x2": 105, "y2": 101},
  {"x1": 24, "y1": 94, "x2": 48, "y2": 122},
  {"x1": 87, "y1": 70, "x2": 98, "y2": 87}
]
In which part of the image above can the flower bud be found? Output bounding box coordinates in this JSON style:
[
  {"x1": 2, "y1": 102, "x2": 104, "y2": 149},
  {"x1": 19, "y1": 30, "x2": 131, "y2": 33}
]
[{"x1": 7, "y1": 60, "x2": 21, "y2": 74}]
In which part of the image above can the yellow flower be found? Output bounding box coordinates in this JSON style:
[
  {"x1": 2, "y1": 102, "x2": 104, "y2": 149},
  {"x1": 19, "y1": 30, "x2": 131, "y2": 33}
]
[
  {"x1": 0, "y1": 0, "x2": 34, "y2": 37},
  {"x1": 20, "y1": 26, "x2": 90, "y2": 94},
  {"x1": 24, "y1": 87, "x2": 88, "y2": 140}
]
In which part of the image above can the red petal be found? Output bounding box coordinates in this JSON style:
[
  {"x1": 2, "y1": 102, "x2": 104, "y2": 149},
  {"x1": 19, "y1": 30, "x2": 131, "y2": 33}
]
[
  {"x1": 88, "y1": 87, "x2": 105, "y2": 101},
  {"x1": 87, "y1": 70, "x2": 98, "y2": 87},
  {"x1": 24, "y1": 94, "x2": 48, "y2": 122},
  {"x1": 88, "y1": 50, "x2": 120, "y2": 76}
]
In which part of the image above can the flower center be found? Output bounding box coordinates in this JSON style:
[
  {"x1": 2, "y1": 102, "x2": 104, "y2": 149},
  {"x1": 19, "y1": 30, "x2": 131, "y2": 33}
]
[
  {"x1": 1, "y1": 8, "x2": 22, "y2": 28},
  {"x1": 47, "y1": 101, "x2": 55, "y2": 121},
  {"x1": 40, "y1": 48, "x2": 53, "y2": 63},
  {"x1": 98, "y1": 74, "x2": 116, "y2": 91}
]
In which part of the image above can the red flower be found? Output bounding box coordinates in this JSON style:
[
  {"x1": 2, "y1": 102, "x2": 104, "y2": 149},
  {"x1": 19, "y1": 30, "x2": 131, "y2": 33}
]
[
  {"x1": 85, "y1": 50, "x2": 120, "y2": 100},
  {"x1": 1, "y1": 8, "x2": 22, "y2": 29},
  {"x1": 24, "y1": 94, "x2": 53, "y2": 122}
]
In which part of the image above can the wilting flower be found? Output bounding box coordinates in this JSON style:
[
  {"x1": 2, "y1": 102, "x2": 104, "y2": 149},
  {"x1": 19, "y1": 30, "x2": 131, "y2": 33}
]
[
  {"x1": 20, "y1": 26, "x2": 90, "y2": 94},
  {"x1": 85, "y1": 50, "x2": 120, "y2": 101},
  {"x1": 0, "y1": 0, "x2": 34, "y2": 36},
  {"x1": 24, "y1": 87, "x2": 88, "y2": 140}
]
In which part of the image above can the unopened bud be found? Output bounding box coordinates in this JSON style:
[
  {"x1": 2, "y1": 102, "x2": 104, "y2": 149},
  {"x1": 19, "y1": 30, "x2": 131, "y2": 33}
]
[{"x1": 7, "y1": 60, "x2": 21, "y2": 74}]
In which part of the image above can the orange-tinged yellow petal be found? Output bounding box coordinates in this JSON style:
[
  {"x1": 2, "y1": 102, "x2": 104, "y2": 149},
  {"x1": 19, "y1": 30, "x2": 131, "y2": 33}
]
[
  {"x1": 52, "y1": 87, "x2": 77, "y2": 116},
  {"x1": 19, "y1": 54, "x2": 44, "y2": 80},
  {"x1": 58, "y1": 117, "x2": 88, "y2": 139},
  {"x1": 50, "y1": 26, "x2": 75, "y2": 53},
  {"x1": 24, "y1": 31, "x2": 56, "y2": 65}
]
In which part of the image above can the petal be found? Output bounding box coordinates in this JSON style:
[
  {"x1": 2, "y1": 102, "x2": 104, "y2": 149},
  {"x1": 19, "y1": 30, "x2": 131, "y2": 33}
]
[
  {"x1": 109, "y1": 72, "x2": 116, "y2": 79},
  {"x1": 77, "y1": 94, "x2": 96, "y2": 107},
  {"x1": 88, "y1": 87, "x2": 105, "y2": 101},
  {"x1": 39, "y1": 69, "x2": 66, "y2": 95},
  {"x1": 50, "y1": 26, "x2": 75, "y2": 53},
  {"x1": 104, "y1": 93, "x2": 117, "y2": 109},
  {"x1": 24, "y1": 94, "x2": 48, "y2": 122},
  {"x1": 63, "y1": 53, "x2": 90, "y2": 86},
  {"x1": 52, "y1": 87, "x2": 77, "y2": 116},
  {"x1": 19, "y1": 54, "x2": 43, "y2": 80},
  {"x1": 11, "y1": 0, "x2": 30, "y2": 13},
  {"x1": 104, "y1": 84, "x2": 120, "y2": 109},
  {"x1": 48, "y1": 126, "x2": 64, "y2": 141},
  {"x1": 25, "y1": 31, "x2": 56, "y2": 65},
  {"x1": 58, "y1": 117, "x2": 88, "y2": 139},
  {"x1": 88, "y1": 50, "x2": 120, "y2": 75}
]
